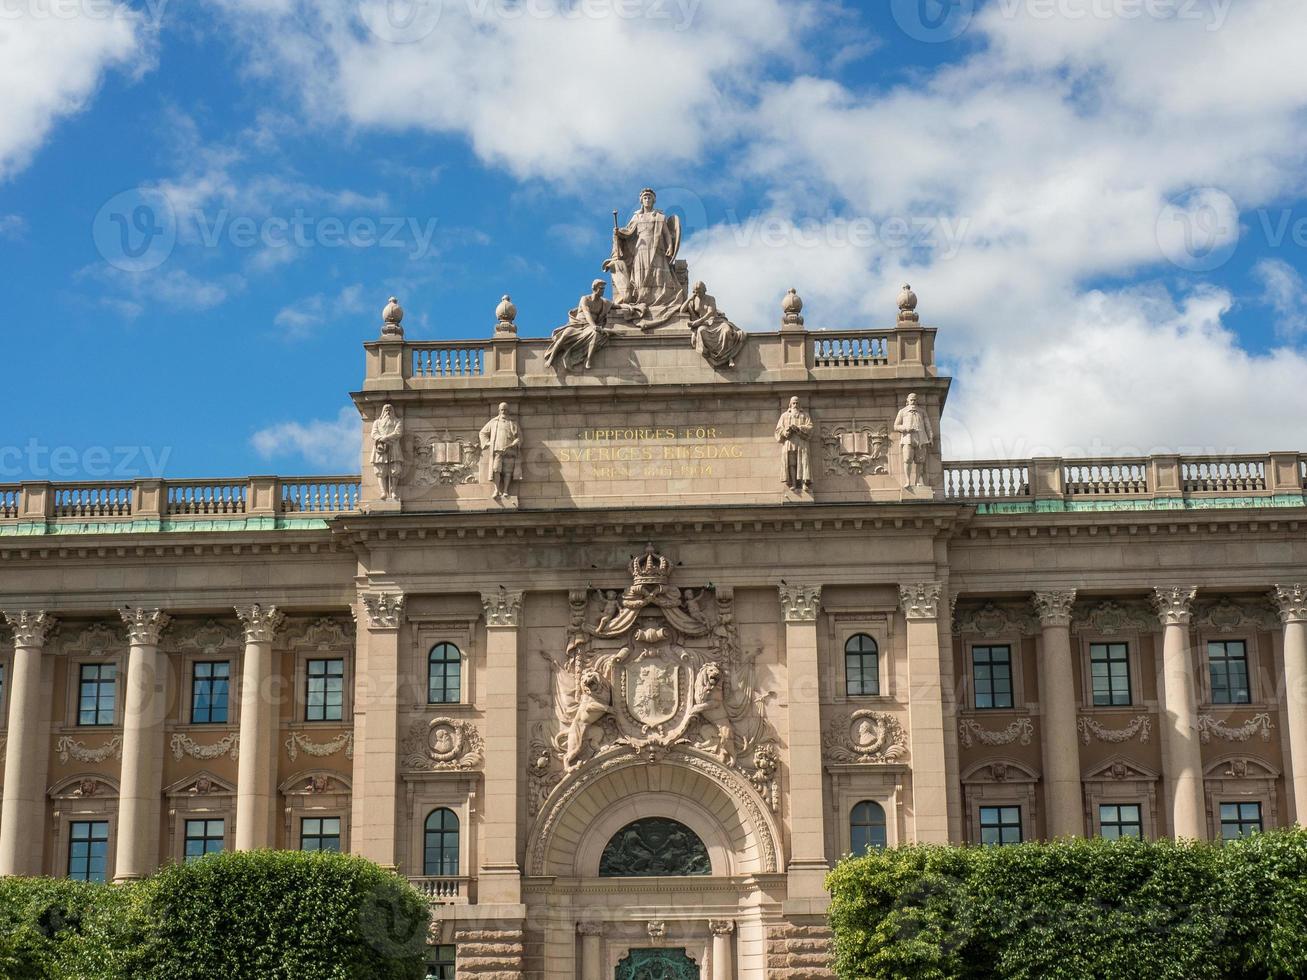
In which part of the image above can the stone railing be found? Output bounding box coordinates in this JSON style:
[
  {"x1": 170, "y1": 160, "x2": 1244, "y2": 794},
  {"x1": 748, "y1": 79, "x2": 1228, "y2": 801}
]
[
  {"x1": 408, "y1": 876, "x2": 470, "y2": 904},
  {"x1": 365, "y1": 324, "x2": 936, "y2": 390},
  {"x1": 945, "y1": 453, "x2": 1307, "y2": 508},
  {"x1": 0, "y1": 476, "x2": 361, "y2": 529}
]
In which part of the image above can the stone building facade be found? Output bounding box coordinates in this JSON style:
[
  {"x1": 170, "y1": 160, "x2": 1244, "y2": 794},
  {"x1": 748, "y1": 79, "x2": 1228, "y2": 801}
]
[{"x1": 2, "y1": 198, "x2": 1306, "y2": 979}]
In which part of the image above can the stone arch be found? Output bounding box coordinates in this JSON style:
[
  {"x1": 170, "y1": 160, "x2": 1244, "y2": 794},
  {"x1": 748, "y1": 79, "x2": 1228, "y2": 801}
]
[{"x1": 528, "y1": 748, "x2": 782, "y2": 877}]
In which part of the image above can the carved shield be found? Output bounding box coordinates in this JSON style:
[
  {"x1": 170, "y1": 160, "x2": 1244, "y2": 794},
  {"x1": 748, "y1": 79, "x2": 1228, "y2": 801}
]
[{"x1": 626, "y1": 654, "x2": 680, "y2": 728}]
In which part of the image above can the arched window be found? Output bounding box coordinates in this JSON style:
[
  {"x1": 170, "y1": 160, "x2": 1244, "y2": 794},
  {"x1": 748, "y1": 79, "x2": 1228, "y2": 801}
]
[
  {"x1": 850, "y1": 800, "x2": 887, "y2": 854},
  {"x1": 599, "y1": 817, "x2": 711, "y2": 877},
  {"x1": 427, "y1": 643, "x2": 461, "y2": 704},
  {"x1": 423, "y1": 808, "x2": 460, "y2": 876},
  {"x1": 845, "y1": 634, "x2": 880, "y2": 696}
]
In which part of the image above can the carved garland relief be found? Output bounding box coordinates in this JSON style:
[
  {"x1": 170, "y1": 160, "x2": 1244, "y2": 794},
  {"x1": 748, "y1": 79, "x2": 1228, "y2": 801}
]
[
  {"x1": 958, "y1": 717, "x2": 1034, "y2": 748},
  {"x1": 400, "y1": 718, "x2": 484, "y2": 771}
]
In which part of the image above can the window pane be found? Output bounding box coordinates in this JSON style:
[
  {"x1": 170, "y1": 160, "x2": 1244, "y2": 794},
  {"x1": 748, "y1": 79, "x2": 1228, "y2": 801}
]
[
  {"x1": 972, "y1": 646, "x2": 1013, "y2": 709},
  {"x1": 845, "y1": 635, "x2": 879, "y2": 697},
  {"x1": 1090, "y1": 644, "x2": 1132, "y2": 706},
  {"x1": 306, "y1": 659, "x2": 345, "y2": 721},
  {"x1": 426, "y1": 945, "x2": 456, "y2": 980},
  {"x1": 68, "y1": 821, "x2": 109, "y2": 882},
  {"x1": 184, "y1": 819, "x2": 224, "y2": 861},
  {"x1": 1208, "y1": 641, "x2": 1251, "y2": 705},
  {"x1": 850, "y1": 800, "x2": 887, "y2": 854},
  {"x1": 424, "y1": 809, "x2": 460, "y2": 876},
  {"x1": 979, "y1": 805, "x2": 1022, "y2": 845},
  {"x1": 78, "y1": 664, "x2": 116, "y2": 726}
]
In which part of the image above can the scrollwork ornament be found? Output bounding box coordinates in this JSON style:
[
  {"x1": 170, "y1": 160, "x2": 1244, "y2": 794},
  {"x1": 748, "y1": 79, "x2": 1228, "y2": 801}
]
[
  {"x1": 171, "y1": 732, "x2": 240, "y2": 761},
  {"x1": 823, "y1": 710, "x2": 908, "y2": 764},
  {"x1": 1196, "y1": 712, "x2": 1273, "y2": 744},
  {"x1": 56, "y1": 735, "x2": 123, "y2": 764},
  {"x1": 821, "y1": 424, "x2": 890, "y2": 476},
  {"x1": 1073, "y1": 599, "x2": 1164, "y2": 635},
  {"x1": 1077, "y1": 715, "x2": 1151, "y2": 746},
  {"x1": 953, "y1": 601, "x2": 1039, "y2": 637},
  {"x1": 400, "y1": 718, "x2": 484, "y2": 771},
  {"x1": 1273, "y1": 585, "x2": 1307, "y2": 624},
  {"x1": 958, "y1": 717, "x2": 1034, "y2": 748},
  {"x1": 413, "y1": 431, "x2": 482, "y2": 486},
  {"x1": 285, "y1": 731, "x2": 354, "y2": 761}
]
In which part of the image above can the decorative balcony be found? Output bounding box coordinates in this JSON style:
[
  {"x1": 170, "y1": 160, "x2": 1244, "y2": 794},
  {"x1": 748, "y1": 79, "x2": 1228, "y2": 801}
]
[{"x1": 407, "y1": 876, "x2": 470, "y2": 904}]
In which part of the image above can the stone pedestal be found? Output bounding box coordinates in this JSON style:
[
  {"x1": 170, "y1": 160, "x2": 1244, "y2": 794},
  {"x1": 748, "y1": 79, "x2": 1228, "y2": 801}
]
[
  {"x1": 235, "y1": 604, "x2": 284, "y2": 850},
  {"x1": 1275, "y1": 586, "x2": 1307, "y2": 822},
  {"x1": 115, "y1": 608, "x2": 170, "y2": 881},
  {"x1": 901, "y1": 583, "x2": 950, "y2": 843},
  {"x1": 1153, "y1": 587, "x2": 1206, "y2": 839},
  {"x1": 0, "y1": 611, "x2": 55, "y2": 877},
  {"x1": 479, "y1": 588, "x2": 524, "y2": 904},
  {"x1": 778, "y1": 584, "x2": 828, "y2": 898},
  {"x1": 1033, "y1": 590, "x2": 1085, "y2": 837},
  {"x1": 351, "y1": 591, "x2": 405, "y2": 867}
]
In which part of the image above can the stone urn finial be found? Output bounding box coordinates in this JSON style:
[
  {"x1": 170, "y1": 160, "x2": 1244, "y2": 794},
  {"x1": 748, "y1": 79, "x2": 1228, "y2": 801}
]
[
  {"x1": 781, "y1": 287, "x2": 805, "y2": 328},
  {"x1": 897, "y1": 283, "x2": 919, "y2": 323},
  {"x1": 381, "y1": 296, "x2": 405, "y2": 338},
  {"x1": 495, "y1": 294, "x2": 517, "y2": 335}
]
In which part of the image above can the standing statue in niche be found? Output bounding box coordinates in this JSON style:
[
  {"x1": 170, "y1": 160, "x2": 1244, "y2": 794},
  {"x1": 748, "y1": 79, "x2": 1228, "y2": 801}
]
[
  {"x1": 479, "y1": 402, "x2": 522, "y2": 501},
  {"x1": 611, "y1": 188, "x2": 685, "y2": 317},
  {"x1": 894, "y1": 392, "x2": 934, "y2": 489},
  {"x1": 775, "y1": 396, "x2": 814, "y2": 492},
  {"x1": 544, "y1": 279, "x2": 615, "y2": 372},
  {"x1": 681, "y1": 281, "x2": 746, "y2": 368},
  {"x1": 370, "y1": 404, "x2": 404, "y2": 501}
]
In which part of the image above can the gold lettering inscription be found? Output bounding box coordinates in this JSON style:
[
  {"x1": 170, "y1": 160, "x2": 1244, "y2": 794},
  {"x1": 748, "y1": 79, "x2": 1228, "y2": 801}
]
[{"x1": 560, "y1": 425, "x2": 739, "y2": 481}]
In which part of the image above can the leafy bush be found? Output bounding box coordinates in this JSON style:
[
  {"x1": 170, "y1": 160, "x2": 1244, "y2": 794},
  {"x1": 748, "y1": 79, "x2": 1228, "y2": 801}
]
[
  {"x1": 0, "y1": 851, "x2": 430, "y2": 980},
  {"x1": 828, "y1": 829, "x2": 1307, "y2": 980}
]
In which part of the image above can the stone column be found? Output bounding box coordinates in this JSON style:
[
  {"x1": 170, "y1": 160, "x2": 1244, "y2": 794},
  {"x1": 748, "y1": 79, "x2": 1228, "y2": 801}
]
[
  {"x1": 351, "y1": 591, "x2": 405, "y2": 868},
  {"x1": 900, "y1": 583, "x2": 950, "y2": 843},
  {"x1": 577, "y1": 923, "x2": 604, "y2": 980},
  {"x1": 779, "y1": 583, "x2": 828, "y2": 900},
  {"x1": 710, "y1": 919, "x2": 736, "y2": 980},
  {"x1": 1152, "y1": 587, "x2": 1206, "y2": 839},
  {"x1": 235, "y1": 604, "x2": 284, "y2": 851},
  {"x1": 1274, "y1": 585, "x2": 1307, "y2": 822},
  {"x1": 115, "y1": 607, "x2": 170, "y2": 881},
  {"x1": 1033, "y1": 590, "x2": 1085, "y2": 837},
  {"x1": 0, "y1": 611, "x2": 56, "y2": 877},
  {"x1": 479, "y1": 587, "x2": 524, "y2": 905}
]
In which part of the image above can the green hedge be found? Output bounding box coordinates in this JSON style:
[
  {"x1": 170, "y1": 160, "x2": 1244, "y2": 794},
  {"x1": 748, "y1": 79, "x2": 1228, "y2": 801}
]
[
  {"x1": 0, "y1": 851, "x2": 430, "y2": 980},
  {"x1": 827, "y1": 829, "x2": 1307, "y2": 980}
]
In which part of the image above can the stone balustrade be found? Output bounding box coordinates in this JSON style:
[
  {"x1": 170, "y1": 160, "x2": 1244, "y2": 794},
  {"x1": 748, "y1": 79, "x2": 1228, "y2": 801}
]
[
  {"x1": 409, "y1": 875, "x2": 470, "y2": 904},
  {"x1": 0, "y1": 476, "x2": 360, "y2": 531},
  {"x1": 945, "y1": 453, "x2": 1307, "y2": 510}
]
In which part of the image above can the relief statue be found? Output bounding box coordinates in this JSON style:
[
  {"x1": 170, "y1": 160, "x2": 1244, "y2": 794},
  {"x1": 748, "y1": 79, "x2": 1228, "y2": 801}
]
[
  {"x1": 681, "y1": 281, "x2": 745, "y2": 369},
  {"x1": 691, "y1": 662, "x2": 737, "y2": 762},
  {"x1": 544, "y1": 279, "x2": 615, "y2": 372},
  {"x1": 775, "y1": 396, "x2": 814, "y2": 492},
  {"x1": 478, "y1": 402, "x2": 522, "y2": 501},
  {"x1": 563, "y1": 669, "x2": 612, "y2": 770},
  {"x1": 370, "y1": 404, "x2": 404, "y2": 501},
  {"x1": 611, "y1": 188, "x2": 684, "y2": 318},
  {"x1": 894, "y1": 392, "x2": 934, "y2": 489}
]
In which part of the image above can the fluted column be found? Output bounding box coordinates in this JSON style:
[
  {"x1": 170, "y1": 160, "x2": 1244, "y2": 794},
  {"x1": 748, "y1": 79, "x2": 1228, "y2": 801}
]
[
  {"x1": 0, "y1": 611, "x2": 56, "y2": 876},
  {"x1": 115, "y1": 607, "x2": 170, "y2": 881},
  {"x1": 1152, "y1": 587, "x2": 1206, "y2": 839},
  {"x1": 235, "y1": 604, "x2": 284, "y2": 850},
  {"x1": 1274, "y1": 585, "x2": 1307, "y2": 823},
  {"x1": 710, "y1": 919, "x2": 736, "y2": 980},
  {"x1": 577, "y1": 923, "x2": 604, "y2": 980},
  {"x1": 351, "y1": 591, "x2": 405, "y2": 867},
  {"x1": 900, "y1": 583, "x2": 950, "y2": 843},
  {"x1": 779, "y1": 583, "x2": 827, "y2": 900},
  {"x1": 1033, "y1": 590, "x2": 1084, "y2": 837},
  {"x1": 479, "y1": 587, "x2": 523, "y2": 904}
]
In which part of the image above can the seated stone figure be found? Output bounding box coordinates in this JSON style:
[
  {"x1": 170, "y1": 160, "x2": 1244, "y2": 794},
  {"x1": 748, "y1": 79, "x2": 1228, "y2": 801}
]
[
  {"x1": 544, "y1": 279, "x2": 615, "y2": 372},
  {"x1": 681, "y1": 281, "x2": 745, "y2": 368}
]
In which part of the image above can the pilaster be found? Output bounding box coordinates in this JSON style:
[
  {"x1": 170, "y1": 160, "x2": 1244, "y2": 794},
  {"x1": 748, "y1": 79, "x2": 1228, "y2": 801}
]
[
  {"x1": 899, "y1": 583, "x2": 950, "y2": 843},
  {"x1": 479, "y1": 587, "x2": 524, "y2": 904},
  {"x1": 0, "y1": 611, "x2": 56, "y2": 876},
  {"x1": 1152, "y1": 586, "x2": 1206, "y2": 839},
  {"x1": 115, "y1": 607, "x2": 170, "y2": 881},
  {"x1": 1032, "y1": 590, "x2": 1084, "y2": 837},
  {"x1": 235, "y1": 604, "x2": 285, "y2": 850},
  {"x1": 1273, "y1": 585, "x2": 1307, "y2": 823},
  {"x1": 352, "y1": 590, "x2": 405, "y2": 867}
]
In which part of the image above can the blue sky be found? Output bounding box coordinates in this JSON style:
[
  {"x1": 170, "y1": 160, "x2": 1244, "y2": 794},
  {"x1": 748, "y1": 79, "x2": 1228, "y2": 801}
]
[{"x1": 2, "y1": 0, "x2": 1306, "y2": 481}]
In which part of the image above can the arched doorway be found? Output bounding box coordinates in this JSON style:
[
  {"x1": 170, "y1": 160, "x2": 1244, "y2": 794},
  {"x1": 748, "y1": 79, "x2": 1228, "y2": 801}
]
[{"x1": 614, "y1": 947, "x2": 700, "y2": 980}]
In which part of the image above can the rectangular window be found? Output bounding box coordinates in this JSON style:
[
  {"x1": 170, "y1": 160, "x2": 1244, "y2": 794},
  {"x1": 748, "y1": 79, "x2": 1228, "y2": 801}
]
[
  {"x1": 972, "y1": 645, "x2": 1014, "y2": 709},
  {"x1": 1099, "y1": 803, "x2": 1143, "y2": 840},
  {"x1": 1208, "y1": 640, "x2": 1251, "y2": 705},
  {"x1": 191, "y1": 661, "x2": 231, "y2": 724},
  {"x1": 77, "y1": 663, "x2": 117, "y2": 726},
  {"x1": 184, "y1": 819, "x2": 225, "y2": 862},
  {"x1": 978, "y1": 805, "x2": 1023, "y2": 845},
  {"x1": 305, "y1": 659, "x2": 345, "y2": 722},
  {"x1": 1220, "y1": 801, "x2": 1263, "y2": 840},
  {"x1": 301, "y1": 816, "x2": 342, "y2": 853},
  {"x1": 67, "y1": 820, "x2": 110, "y2": 882},
  {"x1": 1089, "y1": 643, "x2": 1132, "y2": 707},
  {"x1": 426, "y1": 945, "x2": 456, "y2": 980}
]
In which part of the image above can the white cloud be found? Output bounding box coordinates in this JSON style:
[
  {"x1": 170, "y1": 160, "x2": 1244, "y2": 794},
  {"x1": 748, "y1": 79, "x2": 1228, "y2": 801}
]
[
  {"x1": 0, "y1": 213, "x2": 27, "y2": 239},
  {"x1": 0, "y1": 5, "x2": 152, "y2": 180},
  {"x1": 251, "y1": 406, "x2": 359, "y2": 470},
  {"x1": 273, "y1": 282, "x2": 367, "y2": 338},
  {"x1": 1254, "y1": 259, "x2": 1307, "y2": 338}
]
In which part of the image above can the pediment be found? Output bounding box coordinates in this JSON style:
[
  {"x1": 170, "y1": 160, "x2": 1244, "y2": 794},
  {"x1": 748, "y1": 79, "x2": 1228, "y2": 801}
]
[
  {"x1": 164, "y1": 770, "x2": 236, "y2": 797},
  {"x1": 1084, "y1": 757, "x2": 1160, "y2": 782}
]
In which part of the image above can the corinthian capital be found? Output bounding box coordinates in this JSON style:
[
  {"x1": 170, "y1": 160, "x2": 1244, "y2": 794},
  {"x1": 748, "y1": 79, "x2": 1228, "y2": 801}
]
[
  {"x1": 235, "y1": 604, "x2": 286, "y2": 644},
  {"x1": 1273, "y1": 585, "x2": 1307, "y2": 624},
  {"x1": 709, "y1": 919, "x2": 736, "y2": 937},
  {"x1": 1151, "y1": 587, "x2": 1197, "y2": 627},
  {"x1": 360, "y1": 591, "x2": 406, "y2": 630},
  {"x1": 1032, "y1": 590, "x2": 1077, "y2": 628},
  {"x1": 482, "y1": 587, "x2": 523, "y2": 628},
  {"x1": 899, "y1": 582, "x2": 943, "y2": 621},
  {"x1": 4, "y1": 610, "x2": 57, "y2": 647},
  {"x1": 778, "y1": 584, "x2": 821, "y2": 622},
  {"x1": 120, "y1": 607, "x2": 170, "y2": 646}
]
